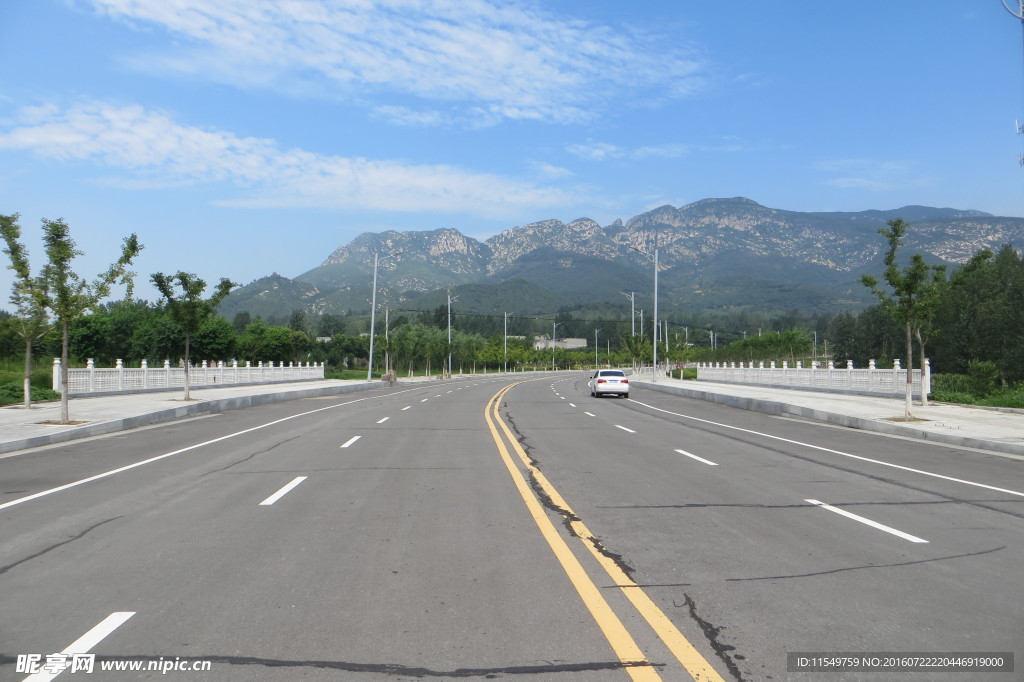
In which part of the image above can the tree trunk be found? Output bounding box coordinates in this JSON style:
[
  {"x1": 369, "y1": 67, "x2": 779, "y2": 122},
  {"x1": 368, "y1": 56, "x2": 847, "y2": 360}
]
[
  {"x1": 22, "y1": 338, "x2": 33, "y2": 409},
  {"x1": 60, "y1": 319, "x2": 70, "y2": 423},
  {"x1": 183, "y1": 334, "x2": 191, "y2": 401},
  {"x1": 915, "y1": 327, "x2": 928, "y2": 407},
  {"x1": 904, "y1": 320, "x2": 913, "y2": 420}
]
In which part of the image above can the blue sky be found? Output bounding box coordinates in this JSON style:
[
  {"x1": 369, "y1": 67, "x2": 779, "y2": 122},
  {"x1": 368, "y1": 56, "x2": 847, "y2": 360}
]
[{"x1": 1, "y1": 1, "x2": 1023, "y2": 307}]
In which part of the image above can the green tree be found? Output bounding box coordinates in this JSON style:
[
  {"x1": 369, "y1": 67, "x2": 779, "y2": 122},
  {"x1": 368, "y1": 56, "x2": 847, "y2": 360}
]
[
  {"x1": 232, "y1": 310, "x2": 252, "y2": 334},
  {"x1": 192, "y1": 316, "x2": 237, "y2": 362},
  {"x1": 237, "y1": 318, "x2": 269, "y2": 363},
  {"x1": 151, "y1": 272, "x2": 235, "y2": 400},
  {"x1": 261, "y1": 326, "x2": 295, "y2": 362},
  {"x1": 932, "y1": 245, "x2": 1024, "y2": 383},
  {"x1": 288, "y1": 309, "x2": 307, "y2": 332},
  {"x1": 861, "y1": 218, "x2": 946, "y2": 417},
  {"x1": 620, "y1": 334, "x2": 650, "y2": 372},
  {"x1": 0, "y1": 213, "x2": 52, "y2": 408},
  {"x1": 69, "y1": 314, "x2": 114, "y2": 364},
  {"x1": 291, "y1": 329, "x2": 312, "y2": 362},
  {"x1": 130, "y1": 313, "x2": 182, "y2": 363},
  {"x1": 41, "y1": 219, "x2": 142, "y2": 422},
  {"x1": 317, "y1": 313, "x2": 346, "y2": 338}
]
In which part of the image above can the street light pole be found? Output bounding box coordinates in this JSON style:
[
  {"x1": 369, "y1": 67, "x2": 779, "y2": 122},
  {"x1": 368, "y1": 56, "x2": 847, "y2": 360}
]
[
  {"x1": 630, "y1": 232, "x2": 660, "y2": 382},
  {"x1": 653, "y1": 239, "x2": 659, "y2": 381},
  {"x1": 504, "y1": 312, "x2": 509, "y2": 373},
  {"x1": 552, "y1": 320, "x2": 563, "y2": 371},
  {"x1": 594, "y1": 328, "x2": 602, "y2": 369},
  {"x1": 367, "y1": 252, "x2": 380, "y2": 381},
  {"x1": 620, "y1": 291, "x2": 635, "y2": 336},
  {"x1": 367, "y1": 249, "x2": 402, "y2": 381},
  {"x1": 447, "y1": 291, "x2": 459, "y2": 379}
]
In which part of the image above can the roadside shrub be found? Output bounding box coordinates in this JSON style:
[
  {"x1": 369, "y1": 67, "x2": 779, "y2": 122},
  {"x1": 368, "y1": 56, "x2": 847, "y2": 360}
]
[
  {"x1": 979, "y1": 387, "x2": 1024, "y2": 409},
  {"x1": 0, "y1": 383, "x2": 61, "y2": 405},
  {"x1": 967, "y1": 360, "x2": 1000, "y2": 397},
  {"x1": 931, "y1": 373, "x2": 972, "y2": 395},
  {"x1": 929, "y1": 390, "x2": 976, "y2": 405}
]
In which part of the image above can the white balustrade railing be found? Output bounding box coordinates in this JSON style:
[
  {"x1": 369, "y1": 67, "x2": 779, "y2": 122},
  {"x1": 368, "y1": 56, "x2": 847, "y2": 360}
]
[
  {"x1": 53, "y1": 358, "x2": 325, "y2": 395},
  {"x1": 696, "y1": 359, "x2": 930, "y2": 397}
]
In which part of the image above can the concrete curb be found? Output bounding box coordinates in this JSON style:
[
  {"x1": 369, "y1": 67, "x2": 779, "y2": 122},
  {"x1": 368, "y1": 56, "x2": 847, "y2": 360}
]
[
  {"x1": 632, "y1": 380, "x2": 1024, "y2": 457},
  {"x1": 0, "y1": 381, "x2": 384, "y2": 455}
]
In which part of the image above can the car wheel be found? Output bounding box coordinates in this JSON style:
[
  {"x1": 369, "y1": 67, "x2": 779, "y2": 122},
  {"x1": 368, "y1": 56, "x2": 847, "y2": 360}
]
[{"x1": 622, "y1": 393, "x2": 629, "y2": 399}]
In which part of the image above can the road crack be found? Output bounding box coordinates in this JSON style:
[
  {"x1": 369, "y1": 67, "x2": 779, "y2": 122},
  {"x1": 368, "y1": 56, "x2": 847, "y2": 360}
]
[
  {"x1": 726, "y1": 545, "x2": 1005, "y2": 582},
  {"x1": 0, "y1": 517, "x2": 121, "y2": 576},
  {"x1": 676, "y1": 593, "x2": 746, "y2": 681},
  {"x1": 506, "y1": 406, "x2": 638, "y2": 582},
  {"x1": 202, "y1": 435, "x2": 302, "y2": 475},
  {"x1": 0, "y1": 654, "x2": 660, "y2": 677}
]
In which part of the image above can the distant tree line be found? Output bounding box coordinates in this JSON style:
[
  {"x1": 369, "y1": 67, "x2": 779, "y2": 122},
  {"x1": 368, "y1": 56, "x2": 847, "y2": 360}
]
[{"x1": 827, "y1": 244, "x2": 1023, "y2": 385}]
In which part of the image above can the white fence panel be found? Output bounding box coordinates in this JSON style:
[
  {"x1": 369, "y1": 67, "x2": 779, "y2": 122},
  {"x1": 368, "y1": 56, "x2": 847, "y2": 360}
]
[
  {"x1": 54, "y1": 358, "x2": 326, "y2": 395},
  {"x1": 696, "y1": 359, "x2": 930, "y2": 397}
]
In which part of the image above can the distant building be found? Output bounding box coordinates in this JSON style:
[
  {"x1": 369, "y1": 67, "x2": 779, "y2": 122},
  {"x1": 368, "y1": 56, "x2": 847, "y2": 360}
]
[{"x1": 533, "y1": 335, "x2": 587, "y2": 351}]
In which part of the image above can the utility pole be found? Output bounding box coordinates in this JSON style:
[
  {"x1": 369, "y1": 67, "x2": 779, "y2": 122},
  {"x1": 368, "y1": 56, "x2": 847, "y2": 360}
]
[{"x1": 594, "y1": 328, "x2": 602, "y2": 369}]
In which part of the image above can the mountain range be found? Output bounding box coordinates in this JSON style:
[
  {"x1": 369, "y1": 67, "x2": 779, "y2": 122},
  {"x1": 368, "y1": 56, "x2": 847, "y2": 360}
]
[{"x1": 218, "y1": 197, "x2": 1024, "y2": 320}]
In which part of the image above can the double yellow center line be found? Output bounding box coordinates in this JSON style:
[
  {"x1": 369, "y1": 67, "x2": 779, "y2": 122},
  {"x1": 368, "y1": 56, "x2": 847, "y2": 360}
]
[{"x1": 484, "y1": 381, "x2": 725, "y2": 682}]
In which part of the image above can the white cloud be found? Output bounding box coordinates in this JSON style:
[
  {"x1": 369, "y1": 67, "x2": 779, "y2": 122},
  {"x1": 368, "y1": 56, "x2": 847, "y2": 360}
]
[
  {"x1": 816, "y1": 158, "x2": 921, "y2": 191},
  {"x1": 529, "y1": 162, "x2": 573, "y2": 179},
  {"x1": 371, "y1": 105, "x2": 452, "y2": 128},
  {"x1": 632, "y1": 144, "x2": 692, "y2": 159},
  {"x1": 0, "y1": 101, "x2": 575, "y2": 216},
  {"x1": 565, "y1": 142, "x2": 624, "y2": 161},
  {"x1": 84, "y1": 0, "x2": 705, "y2": 125},
  {"x1": 568, "y1": 140, "x2": 747, "y2": 161}
]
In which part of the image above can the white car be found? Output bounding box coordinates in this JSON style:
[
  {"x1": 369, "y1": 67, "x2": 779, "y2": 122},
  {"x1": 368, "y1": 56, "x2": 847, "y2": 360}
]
[{"x1": 588, "y1": 369, "x2": 629, "y2": 398}]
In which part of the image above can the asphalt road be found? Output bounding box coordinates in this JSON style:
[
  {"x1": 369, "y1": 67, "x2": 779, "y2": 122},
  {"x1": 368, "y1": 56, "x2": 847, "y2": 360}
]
[{"x1": 1, "y1": 374, "x2": 1020, "y2": 681}]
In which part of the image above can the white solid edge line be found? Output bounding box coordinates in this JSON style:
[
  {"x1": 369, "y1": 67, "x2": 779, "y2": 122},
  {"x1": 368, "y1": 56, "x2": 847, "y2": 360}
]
[
  {"x1": 23, "y1": 611, "x2": 136, "y2": 682},
  {"x1": 614, "y1": 425, "x2": 636, "y2": 433},
  {"x1": 0, "y1": 393, "x2": 382, "y2": 509},
  {"x1": 629, "y1": 399, "x2": 1024, "y2": 499},
  {"x1": 674, "y1": 448, "x2": 719, "y2": 466},
  {"x1": 340, "y1": 436, "x2": 361, "y2": 448},
  {"x1": 259, "y1": 476, "x2": 308, "y2": 506},
  {"x1": 806, "y1": 498, "x2": 928, "y2": 543},
  {"x1": 376, "y1": 417, "x2": 390, "y2": 424}
]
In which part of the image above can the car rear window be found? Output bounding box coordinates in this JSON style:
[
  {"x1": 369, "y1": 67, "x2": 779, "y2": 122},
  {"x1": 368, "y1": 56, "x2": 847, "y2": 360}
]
[{"x1": 600, "y1": 370, "x2": 625, "y2": 377}]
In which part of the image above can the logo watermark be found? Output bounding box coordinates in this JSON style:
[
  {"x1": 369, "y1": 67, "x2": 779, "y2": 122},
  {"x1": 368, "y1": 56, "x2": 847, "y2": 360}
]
[{"x1": 17, "y1": 653, "x2": 212, "y2": 675}]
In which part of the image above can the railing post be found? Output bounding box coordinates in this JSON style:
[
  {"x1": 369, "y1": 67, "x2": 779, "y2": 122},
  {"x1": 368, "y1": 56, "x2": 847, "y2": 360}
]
[
  {"x1": 141, "y1": 359, "x2": 149, "y2": 389},
  {"x1": 87, "y1": 358, "x2": 95, "y2": 393},
  {"x1": 53, "y1": 357, "x2": 61, "y2": 392},
  {"x1": 923, "y1": 358, "x2": 931, "y2": 402},
  {"x1": 116, "y1": 358, "x2": 124, "y2": 391}
]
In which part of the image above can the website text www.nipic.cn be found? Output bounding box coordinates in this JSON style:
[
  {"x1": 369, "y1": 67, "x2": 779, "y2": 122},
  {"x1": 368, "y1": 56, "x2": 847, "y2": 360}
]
[{"x1": 16, "y1": 653, "x2": 213, "y2": 675}]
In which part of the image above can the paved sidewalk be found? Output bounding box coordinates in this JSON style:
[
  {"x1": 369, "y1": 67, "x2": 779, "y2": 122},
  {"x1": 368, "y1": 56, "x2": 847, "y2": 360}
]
[
  {"x1": 2, "y1": 373, "x2": 1022, "y2": 458},
  {"x1": 0, "y1": 379, "x2": 403, "y2": 455},
  {"x1": 632, "y1": 376, "x2": 1024, "y2": 458}
]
